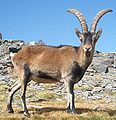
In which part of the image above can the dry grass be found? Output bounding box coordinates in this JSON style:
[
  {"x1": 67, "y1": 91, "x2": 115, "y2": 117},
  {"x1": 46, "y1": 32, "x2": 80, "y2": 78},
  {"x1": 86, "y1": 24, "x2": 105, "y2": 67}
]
[
  {"x1": 0, "y1": 98, "x2": 116, "y2": 120},
  {"x1": 0, "y1": 83, "x2": 116, "y2": 120}
]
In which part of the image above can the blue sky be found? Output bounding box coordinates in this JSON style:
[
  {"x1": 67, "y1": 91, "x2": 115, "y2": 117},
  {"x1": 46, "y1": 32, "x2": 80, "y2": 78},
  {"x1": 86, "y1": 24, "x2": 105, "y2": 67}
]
[{"x1": 0, "y1": 0, "x2": 115, "y2": 52}]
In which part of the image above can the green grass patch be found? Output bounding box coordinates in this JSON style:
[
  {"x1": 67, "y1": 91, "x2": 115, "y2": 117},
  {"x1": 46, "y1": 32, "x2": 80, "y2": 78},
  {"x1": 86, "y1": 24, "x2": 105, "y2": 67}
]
[
  {"x1": 0, "y1": 84, "x2": 8, "y2": 92},
  {"x1": 0, "y1": 84, "x2": 8, "y2": 101},
  {"x1": 35, "y1": 91, "x2": 57, "y2": 99},
  {"x1": 0, "y1": 94, "x2": 6, "y2": 101},
  {"x1": 75, "y1": 85, "x2": 92, "y2": 91},
  {"x1": 110, "y1": 92, "x2": 116, "y2": 97}
]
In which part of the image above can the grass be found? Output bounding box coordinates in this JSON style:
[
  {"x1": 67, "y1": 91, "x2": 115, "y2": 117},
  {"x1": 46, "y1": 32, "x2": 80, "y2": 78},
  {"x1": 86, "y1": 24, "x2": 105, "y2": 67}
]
[
  {"x1": 0, "y1": 84, "x2": 8, "y2": 92},
  {"x1": 0, "y1": 83, "x2": 116, "y2": 120},
  {"x1": 110, "y1": 92, "x2": 116, "y2": 97},
  {"x1": 35, "y1": 91, "x2": 57, "y2": 99},
  {"x1": 0, "y1": 84, "x2": 8, "y2": 102},
  {"x1": 0, "y1": 98, "x2": 116, "y2": 120},
  {"x1": 42, "y1": 83, "x2": 55, "y2": 89},
  {"x1": 74, "y1": 85, "x2": 92, "y2": 91}
]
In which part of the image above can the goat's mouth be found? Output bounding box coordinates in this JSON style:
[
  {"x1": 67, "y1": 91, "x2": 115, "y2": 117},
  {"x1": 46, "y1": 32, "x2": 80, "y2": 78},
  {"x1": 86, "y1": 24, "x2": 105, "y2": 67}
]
[{"x1": 85, "y1": 51, "x2": 91, "y2": 57}]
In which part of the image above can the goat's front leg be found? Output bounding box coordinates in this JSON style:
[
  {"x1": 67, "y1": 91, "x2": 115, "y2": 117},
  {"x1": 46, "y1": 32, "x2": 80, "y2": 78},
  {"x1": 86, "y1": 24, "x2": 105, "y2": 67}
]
[{"x1": 64, "y1": 80, "x2": 76, "y2": 114}]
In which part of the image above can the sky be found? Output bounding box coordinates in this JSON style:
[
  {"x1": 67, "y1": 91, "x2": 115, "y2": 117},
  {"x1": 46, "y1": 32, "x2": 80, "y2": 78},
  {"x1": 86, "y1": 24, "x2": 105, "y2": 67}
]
[{"x1": 0, "y1": 0, "x2": 116, "y2": 52}]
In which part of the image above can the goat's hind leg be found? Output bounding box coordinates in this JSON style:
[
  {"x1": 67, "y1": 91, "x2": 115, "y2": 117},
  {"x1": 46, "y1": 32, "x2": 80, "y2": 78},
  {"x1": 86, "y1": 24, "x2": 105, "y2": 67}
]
[
  {"x1": 7, "y1": 81, "x2": 21, "y2": 113},
  {"x1": 20, "y1": 65, "x2": 30, "y2": 116}
]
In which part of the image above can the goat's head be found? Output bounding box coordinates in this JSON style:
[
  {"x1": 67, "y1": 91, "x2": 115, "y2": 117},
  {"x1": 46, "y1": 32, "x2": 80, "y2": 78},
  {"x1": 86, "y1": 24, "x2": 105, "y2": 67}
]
[{"x1": 68, "y1": 8, "x2": 112, "y2": 57}]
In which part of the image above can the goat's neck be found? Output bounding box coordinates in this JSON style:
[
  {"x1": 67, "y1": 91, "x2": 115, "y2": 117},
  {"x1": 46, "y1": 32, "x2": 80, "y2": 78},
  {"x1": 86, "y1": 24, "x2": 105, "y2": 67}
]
[{"x1": 77, "y1": 46, "x2": 93, "y2": 70}]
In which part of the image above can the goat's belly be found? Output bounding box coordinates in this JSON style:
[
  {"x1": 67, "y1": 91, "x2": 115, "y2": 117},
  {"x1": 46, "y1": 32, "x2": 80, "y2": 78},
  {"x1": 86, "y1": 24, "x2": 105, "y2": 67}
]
[{"x1": 29, "y1": 74, "x2": 59, "y2": 83}]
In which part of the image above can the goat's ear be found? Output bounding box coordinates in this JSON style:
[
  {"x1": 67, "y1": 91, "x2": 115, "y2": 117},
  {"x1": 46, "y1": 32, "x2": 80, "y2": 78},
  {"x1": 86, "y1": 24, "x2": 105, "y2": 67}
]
[
  {"x1": 93, "y1": 28, "x2": 102, "y2": 44},
  {"x1": 75, "y1": 28, "x2": 84, "y2": 42},
  {"x1": 96, "y1": 28, "x2": 102, "y2": 40}
]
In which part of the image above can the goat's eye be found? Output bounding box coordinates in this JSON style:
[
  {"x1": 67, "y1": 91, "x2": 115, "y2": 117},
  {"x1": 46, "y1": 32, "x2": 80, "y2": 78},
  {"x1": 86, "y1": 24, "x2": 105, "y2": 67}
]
[
  {"x1": 79, "y1": 35, "x2": 84, "y2": 42},
  {"x1": 79, "y1": 36, "x2": 82, "y2": 40}
]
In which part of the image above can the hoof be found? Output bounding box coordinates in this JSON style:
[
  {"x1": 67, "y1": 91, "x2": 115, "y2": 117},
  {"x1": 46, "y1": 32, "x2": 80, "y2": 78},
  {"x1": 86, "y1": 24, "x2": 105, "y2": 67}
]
[
  {"x1": 71, "y1": 110, "x2": 77, "y2": 114},
  {"x1": 7, "y1": 108, "x2": 14, "y2": 113},
  {"x1": 66, "y1": 109, "x2": 77, "y2": 114},
  {"x1": 24, "y1": 112, "x2": 30, "y2": 117},
  {"x1": 66, "y1": 109, "x2": 71, "y2": 113}
]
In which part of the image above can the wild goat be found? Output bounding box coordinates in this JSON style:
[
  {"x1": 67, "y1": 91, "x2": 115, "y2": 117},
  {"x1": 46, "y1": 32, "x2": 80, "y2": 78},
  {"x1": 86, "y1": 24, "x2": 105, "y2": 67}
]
[{"x1": 7, "y1": 8, "x2": 112, "y2": 116}]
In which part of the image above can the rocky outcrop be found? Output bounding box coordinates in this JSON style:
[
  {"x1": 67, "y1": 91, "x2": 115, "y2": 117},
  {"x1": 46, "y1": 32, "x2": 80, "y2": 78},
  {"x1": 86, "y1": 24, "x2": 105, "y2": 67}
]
[
  {"x1": 0, "y1": 40, "x2": 116, "y2": 103},
  {"x1": 75, "y1": 52, "x2": 116, "y2": 102},
  {"x1": 0, "y1": 40, "x2": 24, "y2": 57}
]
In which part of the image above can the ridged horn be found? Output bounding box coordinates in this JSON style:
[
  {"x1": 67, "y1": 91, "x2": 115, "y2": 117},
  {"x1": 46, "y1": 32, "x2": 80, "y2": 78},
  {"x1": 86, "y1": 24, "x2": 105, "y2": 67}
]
[
  {"x1": 90, "y1": 9, "x2": 112, "y2": 33},
  {"x1": 67, "y1": 8, "x2": 88, "y2": 33}
]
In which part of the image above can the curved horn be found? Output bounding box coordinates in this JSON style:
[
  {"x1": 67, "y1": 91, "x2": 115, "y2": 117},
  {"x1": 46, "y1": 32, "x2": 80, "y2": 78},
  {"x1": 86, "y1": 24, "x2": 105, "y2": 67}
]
[
  {"x1": 67, "y1": 8, "x2": 88, "y2": 33},
  {"x1": 90, "y1": 9, "x2": 112, "y2": 33}
]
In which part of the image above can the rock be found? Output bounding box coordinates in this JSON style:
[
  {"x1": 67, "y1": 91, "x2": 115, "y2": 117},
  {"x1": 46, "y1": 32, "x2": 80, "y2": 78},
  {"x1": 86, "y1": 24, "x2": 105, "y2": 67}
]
[
  {"x1": 29, "y1": 41, "x2": 36, "y2": 45},
  {"x1": 91, "y1": 58, "x2": 108, "y2": 73},
  {"x1": 82, "y1": 91, "x2": 91, "y2": 98},
  {"x1": 90, "y1": 95, "x2": 102, "y2": 100},
  {"x1": 37, "y1": 40, "x2": 45, "y2": 45},
  {"x1": 9, "y1": 45, "x2": 21, "y2": 53},
  {"x1": 108, "y1": 67, "x2": 116, "y2": 73},
  {"x1": 0, "y1": 44, "x2": 9, "y2": 55},
  {"x1": 94, "y1": 64, "x2": 108, "y2": 73},
  {"x1": 29, "y1": 40, "x2": 45, "y2": 46},
  {"x1": 9, "y1": 52, "x2": 15, "y2": 58},
  {"x1": 92, "y1": 87, "x2": 103, "y2": 93},
  {"x1": 105, "y1": 84, "x2": 113, "y2": 90},
  {"x1": 0, "y1": 64, "x2": 4, "y2": 69},
  {"x1": 90, "y1": 52, "x2": 115, "y2": 73},
  {"x1": 114, "y1": 54, "x2": 116, "y2": 68}
]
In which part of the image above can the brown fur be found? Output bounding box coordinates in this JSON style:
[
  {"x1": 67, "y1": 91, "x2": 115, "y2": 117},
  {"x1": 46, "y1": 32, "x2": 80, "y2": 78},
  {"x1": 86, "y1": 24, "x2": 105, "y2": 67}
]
[
  {"x1": 12, "y1": 45, "x2": 93, "y2": 83},
  {"x1": 7, "y1": 44, "x2": 94, "y2": 116}
]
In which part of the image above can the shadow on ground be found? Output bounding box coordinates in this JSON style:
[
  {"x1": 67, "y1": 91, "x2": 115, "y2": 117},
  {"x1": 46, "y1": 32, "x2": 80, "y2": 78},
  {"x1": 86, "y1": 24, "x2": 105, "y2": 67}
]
[{"x1": 23, "y1": 106, "x2": 116, "y2": 116}]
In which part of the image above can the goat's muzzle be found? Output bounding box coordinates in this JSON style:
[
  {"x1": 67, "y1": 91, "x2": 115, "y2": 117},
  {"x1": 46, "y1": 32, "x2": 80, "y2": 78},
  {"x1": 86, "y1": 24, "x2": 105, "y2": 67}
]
[{"x1": 84, "y1": 46, "x2": 92, "y2": 57}]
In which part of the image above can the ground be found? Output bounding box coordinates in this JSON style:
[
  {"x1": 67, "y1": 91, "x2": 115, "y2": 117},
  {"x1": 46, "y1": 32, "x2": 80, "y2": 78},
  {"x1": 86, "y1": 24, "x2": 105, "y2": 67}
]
[{"x1": 0, "y1": 83, "x2": 116, "y2": 120}]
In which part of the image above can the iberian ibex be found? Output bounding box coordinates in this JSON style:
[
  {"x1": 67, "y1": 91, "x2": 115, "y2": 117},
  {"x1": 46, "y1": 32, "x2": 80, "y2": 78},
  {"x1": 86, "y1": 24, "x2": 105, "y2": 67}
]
[{"x1": 7, "y1": 8, "x2": 112, "y2": 116}]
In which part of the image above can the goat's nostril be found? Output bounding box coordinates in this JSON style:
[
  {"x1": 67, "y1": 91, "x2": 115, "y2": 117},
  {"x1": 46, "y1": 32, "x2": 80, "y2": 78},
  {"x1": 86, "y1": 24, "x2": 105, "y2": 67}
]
[
  {"x1": 87, "y1": 48, "x2": 90, "y2": 51},
  {"x1": 85, "y1": 47, "x2": 92, "y2": 52}
]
